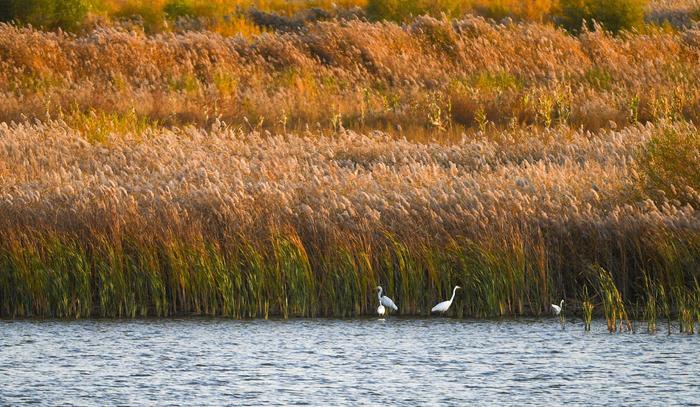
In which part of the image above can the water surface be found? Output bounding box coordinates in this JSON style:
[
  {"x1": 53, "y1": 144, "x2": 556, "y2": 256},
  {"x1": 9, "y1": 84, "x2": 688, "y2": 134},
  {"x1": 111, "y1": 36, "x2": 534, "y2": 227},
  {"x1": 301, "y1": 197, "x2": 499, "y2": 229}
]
[{"x1": 1, "y1": 318, "x2": 698, "y2": 405}]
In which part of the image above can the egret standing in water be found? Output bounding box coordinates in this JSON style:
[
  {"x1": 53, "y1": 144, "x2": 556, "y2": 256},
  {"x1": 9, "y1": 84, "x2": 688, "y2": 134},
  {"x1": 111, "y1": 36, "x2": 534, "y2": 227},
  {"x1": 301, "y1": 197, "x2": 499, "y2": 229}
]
[
  {"x1": 432, "y1": 285, "x2": 461, "y2": 313},
  {"x1": 377, "y1": 303, "x2": 385, "y2": 317},
  {"x1": 551, "y1": 299, "x2": 564, "y2": 315},
  {"x1": 376, "y1": 286, "x2": 398, "y2": 315}
]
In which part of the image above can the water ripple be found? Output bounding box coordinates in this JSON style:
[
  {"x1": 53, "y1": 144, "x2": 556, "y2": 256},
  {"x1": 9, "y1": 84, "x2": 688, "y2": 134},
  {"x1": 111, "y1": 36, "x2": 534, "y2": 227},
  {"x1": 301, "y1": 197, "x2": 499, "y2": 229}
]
[{"x1": 0, "y1": 318, "x2": 698, "y2": 405}]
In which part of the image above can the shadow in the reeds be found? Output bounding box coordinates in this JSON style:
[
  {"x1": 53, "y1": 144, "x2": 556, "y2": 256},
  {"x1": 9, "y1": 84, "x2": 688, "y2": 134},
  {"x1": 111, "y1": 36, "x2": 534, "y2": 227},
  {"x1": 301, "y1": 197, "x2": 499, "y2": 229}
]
[{"x1": 1, "y1": 229, "x2": 698, "y2": 335}]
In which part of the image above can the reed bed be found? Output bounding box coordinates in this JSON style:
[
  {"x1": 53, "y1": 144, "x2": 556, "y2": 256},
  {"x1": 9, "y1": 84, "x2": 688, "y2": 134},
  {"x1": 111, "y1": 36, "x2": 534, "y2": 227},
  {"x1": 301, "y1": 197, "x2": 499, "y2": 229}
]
[
  {"x1": 2, "y1": 15, "x2": 700, "y2": 140},
  {"x1": 1, "y1": 11, "x2": 699, "y2": 323},
  {"x1": 646, "y1": 0, "x2": 700, "y2": 26},
  {"x1": 0, "y1": 120, "x2": 699, "y2": 320}
]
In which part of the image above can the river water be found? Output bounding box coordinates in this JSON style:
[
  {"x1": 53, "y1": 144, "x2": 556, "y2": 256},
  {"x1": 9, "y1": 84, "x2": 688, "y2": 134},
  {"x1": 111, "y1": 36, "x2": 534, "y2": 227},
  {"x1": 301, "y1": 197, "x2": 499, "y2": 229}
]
[{"x1": 1, "y1": 318, "x2": 698, "y2": 406}]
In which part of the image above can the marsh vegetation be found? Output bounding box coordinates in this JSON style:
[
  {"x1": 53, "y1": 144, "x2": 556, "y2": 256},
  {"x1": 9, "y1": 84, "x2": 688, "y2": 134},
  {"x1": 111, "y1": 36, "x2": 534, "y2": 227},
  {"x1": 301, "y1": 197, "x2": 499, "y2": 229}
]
[{"x1": 0, "y1": 1, "x2": 699, "y2": 328}]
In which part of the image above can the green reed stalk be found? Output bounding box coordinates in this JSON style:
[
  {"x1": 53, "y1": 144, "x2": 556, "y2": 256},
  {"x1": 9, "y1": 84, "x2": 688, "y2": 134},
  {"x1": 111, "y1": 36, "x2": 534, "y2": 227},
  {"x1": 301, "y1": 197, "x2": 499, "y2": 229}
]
[
  {"x1": 581, "y1": 286, "x2": 593, "y2": 332},
  {"x1": 674, "y1": 287, "x2": 695, "y2": 335},
  {"x1": 642, "y1": 271, "x2": 657, "y2": 334},
  {"x1": 658, "y1": 284, "x2": 672, "y2": 335},
  {"x1": 593, "y1": 265, "x2": 631, "y2": 333},
  {"x1": 1, "y1": 226, "x2": 700, "y2": 321},
  {"x1": 695, "y1": 279, "x2": 700, "y2": 335}
]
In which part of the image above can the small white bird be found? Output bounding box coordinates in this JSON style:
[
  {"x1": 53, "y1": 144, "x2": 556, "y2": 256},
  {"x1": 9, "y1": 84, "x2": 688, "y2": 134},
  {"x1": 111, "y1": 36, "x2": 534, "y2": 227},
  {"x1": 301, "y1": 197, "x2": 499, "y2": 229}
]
[
  {"x1": 551, "y1": 299, "x2": 564, "y2": 315},
  {"x1": 432, "y1": 285, "x2": 461, "y2": 313},
  {"x1": 376, "y1": 286, "x2": 398, "y2": 314}
]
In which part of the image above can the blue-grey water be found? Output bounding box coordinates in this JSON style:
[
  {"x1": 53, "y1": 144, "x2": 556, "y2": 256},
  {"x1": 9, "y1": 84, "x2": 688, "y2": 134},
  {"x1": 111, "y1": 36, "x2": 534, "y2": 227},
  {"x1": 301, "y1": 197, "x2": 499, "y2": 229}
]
[{"x1": 1, "y1": 318, "x2": 698, "y2": 406}]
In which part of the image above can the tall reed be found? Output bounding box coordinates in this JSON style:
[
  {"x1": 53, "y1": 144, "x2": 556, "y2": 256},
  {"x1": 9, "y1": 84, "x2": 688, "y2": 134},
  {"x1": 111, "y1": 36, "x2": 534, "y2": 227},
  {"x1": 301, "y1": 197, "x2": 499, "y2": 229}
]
[
  {"x1": 581, "y1": 286, "x2": 594, "y2": 331},
  {"x1": 642, "y1": 271, "x2": 657, "y2": 333},
  {"x1": 592, "y1": 266, "x2": 632, "y2": 333},
  {"x1": 0, "y1": 121, "x2": 698, "y2": 319}
]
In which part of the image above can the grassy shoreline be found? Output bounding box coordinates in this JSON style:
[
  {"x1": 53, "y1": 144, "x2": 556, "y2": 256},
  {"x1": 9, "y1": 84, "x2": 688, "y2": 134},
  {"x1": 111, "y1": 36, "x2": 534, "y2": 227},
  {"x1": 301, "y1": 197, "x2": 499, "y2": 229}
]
[
  {"x1": 1, "y1": 12, "x2": 699, "y2": 329},
  {"x1": 1, "y1": 121, "x2": 698, "y2": 331},
  {"x1": 2, "y1": 215, "x2": 699, "y2": 328}
]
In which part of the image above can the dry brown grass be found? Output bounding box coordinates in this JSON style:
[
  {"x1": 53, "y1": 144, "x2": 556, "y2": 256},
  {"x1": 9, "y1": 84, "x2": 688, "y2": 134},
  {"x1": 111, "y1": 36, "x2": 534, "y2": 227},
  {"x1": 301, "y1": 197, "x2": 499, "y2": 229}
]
[
  {"x1": 1, "y1": 12, "x2": 699, "y2": 320},
  {"x1": 0, "y1": 119, "x2": 698, "y2": 318},
  {"x1": 647, "y1": 0, "x2": 700, "y2": 25},
  {"x1": 1, "y1": 16, "x2": 699, "y2": 139}
]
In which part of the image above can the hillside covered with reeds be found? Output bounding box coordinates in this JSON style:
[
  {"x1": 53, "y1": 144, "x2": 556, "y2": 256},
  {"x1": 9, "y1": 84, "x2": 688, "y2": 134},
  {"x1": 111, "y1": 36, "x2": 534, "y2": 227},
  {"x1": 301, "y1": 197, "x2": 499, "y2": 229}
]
[{"x1": 1, "y1": 3, "x2": 700, "y2": 327}]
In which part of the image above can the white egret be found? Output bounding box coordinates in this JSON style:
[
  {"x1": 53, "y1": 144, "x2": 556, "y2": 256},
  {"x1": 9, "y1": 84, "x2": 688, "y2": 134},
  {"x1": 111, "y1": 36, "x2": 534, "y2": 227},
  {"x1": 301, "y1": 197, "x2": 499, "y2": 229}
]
[
  {"x1": 376, "y1": 286, "x2": 398, "y2": 314},
  {"x1": 551, "y1": 299, "x2": 564, "y2": 315},
  {"x1": 431, "y1": 286, "x2": 461, "y2": 313}
]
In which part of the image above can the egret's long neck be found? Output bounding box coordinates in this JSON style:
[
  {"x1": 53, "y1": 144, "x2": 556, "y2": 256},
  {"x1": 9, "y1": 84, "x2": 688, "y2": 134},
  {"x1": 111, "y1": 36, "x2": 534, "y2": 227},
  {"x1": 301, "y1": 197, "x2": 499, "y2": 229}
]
[
  {"x1": 378, "y1": 287, "x2": 383, "y2": 300},
  {"x1": 450, "y1": 287, "x2": 458, "y2": 302},
  {"x1": 560, "y1": 300, "x2": 564, "y2": 307}
]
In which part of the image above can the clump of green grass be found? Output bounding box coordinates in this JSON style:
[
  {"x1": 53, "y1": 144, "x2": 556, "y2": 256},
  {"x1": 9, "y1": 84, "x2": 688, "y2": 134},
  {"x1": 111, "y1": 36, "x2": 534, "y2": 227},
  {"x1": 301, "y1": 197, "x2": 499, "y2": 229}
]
[
  {"x1": 559, "y1": 0, "x2": 648, "y2": 33},
  {"x1": 366, "y1": 0, "x2": 558, "y2": 22},
  {"x1": 0, "y1": 0, "x2": 90, "y2": 31},
  {"x1": 64, "y1": 108, "x2": 158, "y2": 143},
  {"x1": 366, "y1": 0, "x2": 467, "y2": 22},
  {"x1": 107, "y1": 0, "x2": 169, "y2": 33},
  {"x1": 674, "y1": 287, "x2": 695, "y2": 334},
  {"x1": 658, "y1": 284, "x2": 672, "y2": 334},
  {"x1": 642, "y1": 271, "x2": 657, "y2": 333},
  {"x1": 581, "y1": 286, "x2": 594, "y2": 331},
  {"x1": 162, "y1": 0, "x2": 219, "y2": 19},
  {"x1": 636, "y1": 127, "x2": 700, "y2": 206},
  {"x1": 592, "y1": 265, "x2": 631, "y2": 333}
]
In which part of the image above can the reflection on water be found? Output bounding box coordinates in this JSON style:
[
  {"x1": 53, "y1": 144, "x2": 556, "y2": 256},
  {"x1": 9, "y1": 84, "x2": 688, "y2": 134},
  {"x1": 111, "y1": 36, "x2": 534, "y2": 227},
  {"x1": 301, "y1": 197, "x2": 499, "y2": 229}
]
[{"x1": 1, "y1": 318, "x2": 698, "y2": 405}]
